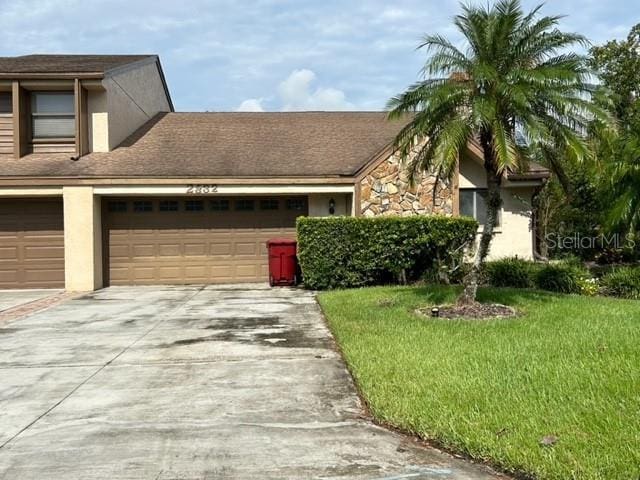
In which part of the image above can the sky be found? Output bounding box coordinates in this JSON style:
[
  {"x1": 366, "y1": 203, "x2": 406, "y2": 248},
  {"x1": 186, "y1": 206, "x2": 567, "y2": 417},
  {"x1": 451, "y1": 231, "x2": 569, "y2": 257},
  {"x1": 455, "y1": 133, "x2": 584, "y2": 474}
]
[{"x1": 1, "y1": 0, "x2": 636, "y2": 112}]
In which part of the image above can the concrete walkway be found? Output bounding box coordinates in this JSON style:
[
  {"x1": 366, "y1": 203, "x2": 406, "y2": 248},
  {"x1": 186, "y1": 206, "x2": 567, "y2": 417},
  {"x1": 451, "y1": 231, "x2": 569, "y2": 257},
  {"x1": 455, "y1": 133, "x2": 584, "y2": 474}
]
[
  {"x1": 0, "y1": 285, "x2": 502, "y2": 479},
  {"x1": 0, "y1": 289, "x2": 62, "y2": 313}
]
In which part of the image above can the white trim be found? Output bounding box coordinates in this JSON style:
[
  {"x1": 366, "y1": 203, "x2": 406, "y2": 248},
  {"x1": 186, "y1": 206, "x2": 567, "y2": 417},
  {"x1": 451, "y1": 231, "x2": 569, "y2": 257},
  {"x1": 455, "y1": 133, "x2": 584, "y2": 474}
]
[
  {"x1": 93, "y1": 184, "x2": 355, "y2": 196},
  {"x1": 0, "y1": 187, "x2": 63, "y2": 196}
]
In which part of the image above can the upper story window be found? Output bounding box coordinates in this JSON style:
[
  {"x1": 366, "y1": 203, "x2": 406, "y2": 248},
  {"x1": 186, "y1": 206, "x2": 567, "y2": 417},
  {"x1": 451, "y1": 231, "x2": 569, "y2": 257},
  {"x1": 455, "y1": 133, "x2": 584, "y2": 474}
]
[
  {"x1": 460, "y1": 189, "x2": 500, "y2": 226},
  {"x1": 31, "y1": 92, "x2": 75, "y2": 140},
  {"x1": 0, "y1": 93, "x2": 12, "y2": 114}
]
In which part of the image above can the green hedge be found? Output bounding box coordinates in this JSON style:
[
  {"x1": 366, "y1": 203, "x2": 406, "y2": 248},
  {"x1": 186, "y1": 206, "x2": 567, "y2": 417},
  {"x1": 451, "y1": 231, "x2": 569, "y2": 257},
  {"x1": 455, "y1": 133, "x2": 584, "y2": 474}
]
[
  {"x1": 296, "y1": 216, "x2": 478, "y2": 290},
  {"x1": 600, "y1": 267, "x2": 640, "y2": 299},
  {"x1": 535, "y1": 263, "x2": 586, "y2": 294},
  {"x1": 484, "y1": 257, "x2": 538, "y2": 288}
]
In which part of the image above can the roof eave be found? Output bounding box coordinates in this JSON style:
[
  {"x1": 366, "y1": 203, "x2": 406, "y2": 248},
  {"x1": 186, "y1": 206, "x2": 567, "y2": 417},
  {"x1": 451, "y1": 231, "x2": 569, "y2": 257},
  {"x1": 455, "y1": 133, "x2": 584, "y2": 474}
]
[{"x1": 0, "y1": 72, "x2": 104, "y2": 79}]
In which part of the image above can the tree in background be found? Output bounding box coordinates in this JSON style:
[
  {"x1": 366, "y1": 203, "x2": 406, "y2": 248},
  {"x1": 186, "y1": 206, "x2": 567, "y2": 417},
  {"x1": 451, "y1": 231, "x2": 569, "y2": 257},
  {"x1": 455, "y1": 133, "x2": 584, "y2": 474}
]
[
  {"x1": 387, "y1": 0, "x2": 608, "y2": 303},
  {"x1": 590, "y1": 24, "x2": 640, "y2": 237}
]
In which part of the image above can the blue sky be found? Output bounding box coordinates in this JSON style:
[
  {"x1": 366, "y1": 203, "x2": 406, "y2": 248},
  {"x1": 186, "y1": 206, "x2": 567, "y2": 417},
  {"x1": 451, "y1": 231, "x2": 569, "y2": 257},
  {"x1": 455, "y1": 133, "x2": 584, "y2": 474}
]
[{"x1": 1, "y1": 0, "x2": 635, "y2": 111}]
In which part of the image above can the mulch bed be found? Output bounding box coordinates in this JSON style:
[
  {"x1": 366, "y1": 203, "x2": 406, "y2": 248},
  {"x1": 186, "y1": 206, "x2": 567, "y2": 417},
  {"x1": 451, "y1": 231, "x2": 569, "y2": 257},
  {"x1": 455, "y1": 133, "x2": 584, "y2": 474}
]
[{"x1": 417, "y1": 302, "x2": 517, "y2": 320}]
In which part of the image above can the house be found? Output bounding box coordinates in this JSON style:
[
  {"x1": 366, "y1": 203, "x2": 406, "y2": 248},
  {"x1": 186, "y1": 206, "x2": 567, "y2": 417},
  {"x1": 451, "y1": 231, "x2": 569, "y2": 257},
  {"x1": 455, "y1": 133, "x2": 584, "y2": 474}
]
[{"x1": 0, "y1": 55, "x2": 549, "y2": 291}]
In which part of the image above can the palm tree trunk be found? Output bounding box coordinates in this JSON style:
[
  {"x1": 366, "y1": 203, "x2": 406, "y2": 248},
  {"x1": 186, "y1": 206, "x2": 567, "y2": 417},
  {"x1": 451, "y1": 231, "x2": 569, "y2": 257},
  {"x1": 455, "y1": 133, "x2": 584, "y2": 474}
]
[{"x1": 459, "y1": 133, "x2": 503, "y2": 305}]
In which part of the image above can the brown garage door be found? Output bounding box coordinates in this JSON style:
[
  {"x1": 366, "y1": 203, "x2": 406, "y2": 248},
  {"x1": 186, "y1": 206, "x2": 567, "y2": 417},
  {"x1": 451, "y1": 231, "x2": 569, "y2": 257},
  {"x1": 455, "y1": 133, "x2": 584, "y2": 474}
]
[
  {"x1": 0, "y1": 199, "x2": 65, "y2": 289},
  {"x1": 103, "y1": 196, "x2": 307, "y2": 286}
]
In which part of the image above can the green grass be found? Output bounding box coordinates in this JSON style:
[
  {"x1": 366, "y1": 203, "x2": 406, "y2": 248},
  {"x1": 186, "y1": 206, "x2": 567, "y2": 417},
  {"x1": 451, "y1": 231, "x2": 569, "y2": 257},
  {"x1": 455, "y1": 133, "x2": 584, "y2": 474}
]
[{"x1": 318, "y1": 286, "x2": 640, "y2": 480}]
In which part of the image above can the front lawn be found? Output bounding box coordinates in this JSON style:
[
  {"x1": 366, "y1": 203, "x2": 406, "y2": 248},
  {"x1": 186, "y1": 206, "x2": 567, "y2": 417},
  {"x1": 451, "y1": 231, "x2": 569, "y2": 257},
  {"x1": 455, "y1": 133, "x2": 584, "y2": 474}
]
[{"x1": 318, "y1": 286, "x2": 640, "y2": 480}]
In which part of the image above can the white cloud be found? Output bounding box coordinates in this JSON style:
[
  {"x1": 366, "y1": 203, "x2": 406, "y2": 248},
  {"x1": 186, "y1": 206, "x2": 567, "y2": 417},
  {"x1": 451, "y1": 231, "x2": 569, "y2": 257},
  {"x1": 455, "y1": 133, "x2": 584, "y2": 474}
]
[
  {"x1": 277, "y1": 69, "x2": 354, "y2": 111},
  {"x1": 236, "y1": 98, "x2": 265, "y2": 112}
]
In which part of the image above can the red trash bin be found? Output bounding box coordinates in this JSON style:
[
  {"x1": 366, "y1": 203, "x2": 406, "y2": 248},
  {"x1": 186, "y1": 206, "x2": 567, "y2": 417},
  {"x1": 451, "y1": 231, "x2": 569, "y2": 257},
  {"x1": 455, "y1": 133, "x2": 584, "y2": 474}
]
[{"x1": 267, "y1": 238, "x2": 298, "y2": 286}]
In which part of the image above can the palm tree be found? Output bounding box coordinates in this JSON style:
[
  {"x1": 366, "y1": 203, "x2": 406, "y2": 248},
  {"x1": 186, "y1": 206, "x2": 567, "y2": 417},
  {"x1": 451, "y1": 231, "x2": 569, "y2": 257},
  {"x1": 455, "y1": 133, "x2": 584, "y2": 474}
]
[
  {"x1": 607, "y1": 134, "x2": 640, "y2": 233},
  {"x1": 387, "y1": 0, "x2": 610, "y2": 304}
]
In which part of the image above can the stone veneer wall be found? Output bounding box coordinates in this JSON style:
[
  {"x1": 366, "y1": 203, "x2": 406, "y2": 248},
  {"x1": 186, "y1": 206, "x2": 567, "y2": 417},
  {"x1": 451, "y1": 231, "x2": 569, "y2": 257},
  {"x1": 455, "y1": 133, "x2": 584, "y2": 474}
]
[{"x1": 360, "y1": 152, "x2": 454, "y2": 217}]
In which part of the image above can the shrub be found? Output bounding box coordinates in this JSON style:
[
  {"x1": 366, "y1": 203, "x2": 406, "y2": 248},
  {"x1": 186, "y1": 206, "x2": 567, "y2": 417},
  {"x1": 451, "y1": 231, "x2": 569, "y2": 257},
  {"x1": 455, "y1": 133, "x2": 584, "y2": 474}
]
[
  {"x1": 484, "y1": 258, "x2": 538, "y2": 288},
  {"x1": 600, "y1": 267, "x2": 640, "y2": 299},
  {"x1": 296, "y1": 216, "x2": 478, "y2": 290},
  {"x1": 535, "y1": 262, "x2": 587, "y2": 294}
]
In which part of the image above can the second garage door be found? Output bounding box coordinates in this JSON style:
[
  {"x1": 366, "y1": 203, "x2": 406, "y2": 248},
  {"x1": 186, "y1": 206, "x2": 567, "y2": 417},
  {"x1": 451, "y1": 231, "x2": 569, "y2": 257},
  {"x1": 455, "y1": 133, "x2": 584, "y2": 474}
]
[
  {"x1": 0, "y1": 199, "x2": 65, "y2": 289},
  {"x1": 103, "y1": 196, "x2": 307, "y2": 286}
]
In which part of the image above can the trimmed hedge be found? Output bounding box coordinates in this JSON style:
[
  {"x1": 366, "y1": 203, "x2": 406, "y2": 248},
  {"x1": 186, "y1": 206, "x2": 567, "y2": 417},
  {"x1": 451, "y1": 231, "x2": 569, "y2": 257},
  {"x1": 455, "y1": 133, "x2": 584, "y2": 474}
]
[
  {"x1": 296, "y1": 216, "x2": 478, "y2": 290},
  {"x1": 484, "y1": 257, "x2": 538, "y2": 288},
  {"x1": 600, "y1": 267, "x2": 640, "y2": 299},
  {"x1": 535, "y1": 263, "x2": 586, "y2": 294}
]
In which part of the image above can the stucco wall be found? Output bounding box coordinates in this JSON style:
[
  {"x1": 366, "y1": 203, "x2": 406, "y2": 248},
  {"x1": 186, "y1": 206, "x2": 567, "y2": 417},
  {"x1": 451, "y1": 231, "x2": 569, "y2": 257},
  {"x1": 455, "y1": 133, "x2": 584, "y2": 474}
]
[
  {"x1": 459, "y1": 158, "x2": 536, "y2": 259},
  {"x1": 63, "y1": 186, "x2": 103, "y2": 291},
  {"x1": 308, "y1": 193, "x2": 351, "y2": 217},
  {"x1": 359, "y1": 151, "x2": 453, "y2": 216},
  {"x1": 86, "y1": 62, "x2": 170, "y2": 153},
  {"x1": 106, "y1": 62, "x2": 171, "y2": 150},
  {"x1": 484, "y1": 187, "x2": 535, "y2": 260},
  {"x1": 87, "y1": 90, "x2": 108, "y2": 152}
]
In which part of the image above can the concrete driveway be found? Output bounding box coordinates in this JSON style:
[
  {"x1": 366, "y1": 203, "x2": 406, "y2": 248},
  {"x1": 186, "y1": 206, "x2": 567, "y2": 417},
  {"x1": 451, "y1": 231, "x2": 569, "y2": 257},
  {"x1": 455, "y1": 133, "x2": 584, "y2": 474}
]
[
  {"x1": 0, "y1": 285, "x2": 500, "y2": 480},
  {"x1": 0, "y1": 289, "x2": 62, "y2": 313}
]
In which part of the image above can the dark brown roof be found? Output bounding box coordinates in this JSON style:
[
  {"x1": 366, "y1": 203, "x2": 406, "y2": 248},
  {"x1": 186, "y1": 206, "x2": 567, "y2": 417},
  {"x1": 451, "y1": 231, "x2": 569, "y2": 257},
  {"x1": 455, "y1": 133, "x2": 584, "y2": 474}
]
[
  {"x1": 508, "y1": 162, "x2": 550, "y2": 181},
  {"x1": 0, "y1": 55, "x2": 155, "y2": 75},
  {"x1": 0, "y1": 112, "x2": 407, "y2": 178},
  {"x1": 0, "y1": 111, "x2": 549, "y2": 180}
]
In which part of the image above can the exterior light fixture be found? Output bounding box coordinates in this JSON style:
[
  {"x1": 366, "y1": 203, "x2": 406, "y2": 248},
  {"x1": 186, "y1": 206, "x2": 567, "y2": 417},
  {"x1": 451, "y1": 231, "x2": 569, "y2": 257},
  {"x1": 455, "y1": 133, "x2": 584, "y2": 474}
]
[
  {"x1": 431, "y1": 307, "x2": 440, "y2": 318},
  {"x1": 329, "y1": 198, "x2": 336, "y2": 215}
]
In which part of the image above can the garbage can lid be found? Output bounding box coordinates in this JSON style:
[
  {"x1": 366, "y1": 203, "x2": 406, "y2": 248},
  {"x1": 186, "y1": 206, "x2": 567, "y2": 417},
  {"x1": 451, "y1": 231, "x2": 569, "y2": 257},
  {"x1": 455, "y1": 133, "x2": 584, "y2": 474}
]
[{"x1": 267, "y1": 238, "x2": 297, "y2": 246}]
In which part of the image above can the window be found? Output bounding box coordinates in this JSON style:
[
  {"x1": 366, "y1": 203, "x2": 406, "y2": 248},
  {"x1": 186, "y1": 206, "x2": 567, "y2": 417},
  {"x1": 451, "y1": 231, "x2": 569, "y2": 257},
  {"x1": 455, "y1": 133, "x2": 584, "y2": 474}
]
[
  {"x1": 260, "y1": 199, "x2": 279, "y2": 210},
  {"x1": 286, "y1": 198, "x2": 307, "y2": 211},
  {"x1": 133, "y1": 201, "x2": 153, "y2": 212},
  {"x1": 235, "y1": 199, "x2": 255, "y2": 211},
  {"x1": 0, "y1": 93, "x2": 11, "y2": 114},
  {"x1": 107, "y1": 201, "x2": 127, "y2": 213},
  {"x1": 31, "y1": 92, "x2": 75, "y2": 139},
  {"x1": 185, "y1": 200, "x2": 204, "y2": 211},
  {"x1": 460, "y1": 189, "x2": 500, "y2": 226},
  {"x1": 159, "y1": 200, "x2": 179, "y2": 212},
  {"x1": 210, "y1": 199, "x2": 230, "y2": 211}
]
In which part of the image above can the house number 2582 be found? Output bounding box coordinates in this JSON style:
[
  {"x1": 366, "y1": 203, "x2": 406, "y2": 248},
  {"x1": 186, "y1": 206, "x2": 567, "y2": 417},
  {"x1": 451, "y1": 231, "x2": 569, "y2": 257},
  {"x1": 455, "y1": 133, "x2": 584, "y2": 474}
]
[{"x1": 186, "y1": 184, "x2": 218, "y2": 194}]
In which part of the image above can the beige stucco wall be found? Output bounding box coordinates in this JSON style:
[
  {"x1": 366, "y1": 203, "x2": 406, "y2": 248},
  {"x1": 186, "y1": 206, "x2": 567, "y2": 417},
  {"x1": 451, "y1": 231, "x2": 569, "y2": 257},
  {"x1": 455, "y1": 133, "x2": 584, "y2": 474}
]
[
  {"x1": 308, "y1": 193, "x2": 351, "y2": 217},
  {"x1": 87, "y1": 90, "x2": 109, "y2": 153},
  {"x1": 86, "y1": 61, "x2": 171, "y2": 153},
  {"x1": 63, "y1": 186, "x2": 103, "y2": 291},
  {"x1": 105, "y1": 62, "x2": 171, "y2": 150},
  {"x1": 459, "y1": 158, "x2": 536, "y2": 259}
]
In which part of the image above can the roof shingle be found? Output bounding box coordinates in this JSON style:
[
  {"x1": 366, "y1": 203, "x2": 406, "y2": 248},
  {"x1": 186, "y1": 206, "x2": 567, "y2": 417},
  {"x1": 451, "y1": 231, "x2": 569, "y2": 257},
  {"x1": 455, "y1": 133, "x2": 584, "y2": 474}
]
[
  {"x1": 0, "y1": 54, "x2": 155, "y2": 75},
  {"x1": 0, "y1": 112, "x2": 407, "y2": 178}
]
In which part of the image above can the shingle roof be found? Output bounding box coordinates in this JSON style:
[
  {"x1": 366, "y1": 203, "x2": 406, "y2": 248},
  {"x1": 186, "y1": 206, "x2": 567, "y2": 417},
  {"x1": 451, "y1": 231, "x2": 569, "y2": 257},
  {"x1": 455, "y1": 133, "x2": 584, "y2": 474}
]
[
  {"x1": 0, "y1": 111, "x2": 549, "y2": 180},
  {"x1": 0, "y1": 55, "x2": 155, "y2": 75},
  {"x1": 0, "y1": 112, "x2": 408, "y2": 178}
]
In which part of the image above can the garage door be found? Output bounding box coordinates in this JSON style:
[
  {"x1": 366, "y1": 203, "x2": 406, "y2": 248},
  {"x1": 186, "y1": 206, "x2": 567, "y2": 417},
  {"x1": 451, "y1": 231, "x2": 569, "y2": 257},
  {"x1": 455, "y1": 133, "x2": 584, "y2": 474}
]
[
  {"x1": 103, "y1": 196, "x2": 307, "y2": 286},
  {"x1": 0, "y1": 199, "x2": 65, "y2": 289}
]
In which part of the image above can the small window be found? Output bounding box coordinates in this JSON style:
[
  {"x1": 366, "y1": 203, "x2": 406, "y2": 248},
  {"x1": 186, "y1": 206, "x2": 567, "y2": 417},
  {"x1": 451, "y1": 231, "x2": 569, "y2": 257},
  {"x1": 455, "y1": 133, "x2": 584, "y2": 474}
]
[
  {"x1": 260, "y1": 199, "x2": 279, "y2": 210},
  {"x1": 159, "y1": 200, "x2": 179, "y2": 212},
  {"x1": 107, "y1": 201, "x2": 127, "y2": 213},
  {"x1": 133, "y1": 200, "x2": 153, "y2": 213},
  {"x1": 210, "y1": 199, "x2": 230, "y2": 211},
  {"x1": 286, "y1": 198, "x2": 307, "y2": 211},
  {"x1": 185, "y1": 200, "x2": 204, "y2": 212},
  {"x1": 235, "y1": 199, "x2": 255, "y2": 211},
  {"x1": 460, "y1": 189, "x2": 500, "y2": 226},
  {"x1": 0, "y1": 93, "x2": 12, "y2": 114},
  {"x1": 31, "y1": 92, "x2": 75, "y2": 139}
]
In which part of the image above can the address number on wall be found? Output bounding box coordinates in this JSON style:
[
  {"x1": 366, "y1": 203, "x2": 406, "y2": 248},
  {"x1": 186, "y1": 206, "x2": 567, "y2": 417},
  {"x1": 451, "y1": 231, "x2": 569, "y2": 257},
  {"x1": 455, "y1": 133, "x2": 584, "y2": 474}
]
[{"x1": 186, "y1": 184, "x2": 219, "y2": 194}]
